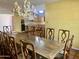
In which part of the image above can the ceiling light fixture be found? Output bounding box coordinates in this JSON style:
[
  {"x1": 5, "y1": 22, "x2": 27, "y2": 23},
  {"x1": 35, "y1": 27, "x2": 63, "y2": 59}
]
[
  {"x1": 13, "y1": 0, "x2": 34, "y2": 20},
  {"x1": 39, "y1": 10, "x2": 44, "y2": 13}
]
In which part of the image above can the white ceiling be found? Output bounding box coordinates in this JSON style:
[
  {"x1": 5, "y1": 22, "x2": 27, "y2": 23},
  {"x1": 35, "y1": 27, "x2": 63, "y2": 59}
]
[
  {"x1": 0, "y1": 0, "x2": 23, "y2": 10},
  {"x1": 0, "y1": 0, "x2": 60, "y2": 14}
]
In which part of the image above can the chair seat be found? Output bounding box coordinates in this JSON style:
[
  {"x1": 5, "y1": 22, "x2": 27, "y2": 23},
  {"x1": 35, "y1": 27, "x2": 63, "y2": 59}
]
[{"x1": 54, "y1": 53, "x2": 64, "y2": 59}]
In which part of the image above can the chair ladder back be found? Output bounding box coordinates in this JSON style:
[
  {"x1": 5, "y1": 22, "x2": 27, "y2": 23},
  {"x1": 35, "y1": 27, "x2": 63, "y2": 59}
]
[
  {"x1": 63, "y1": 35, "x2": 74, "y2": 59},
  {"x1": 20, "y1": 40, "x2": 36, "y2": 59},
  {"x1": 9, "y1": 37, "x2": 18, "y2": 59},
  {"x1": 46, "y1": 28, "x2": 55, "y2": 40},
  {"x1": 3, "y1": 26, "x2": 12, "y2": 34},
  {"x1": 0, "y1": 32, "x2": 10, "y2": 55},
  {"x1": 58, "y1": 29, "x2": 70, "y2": 43}
]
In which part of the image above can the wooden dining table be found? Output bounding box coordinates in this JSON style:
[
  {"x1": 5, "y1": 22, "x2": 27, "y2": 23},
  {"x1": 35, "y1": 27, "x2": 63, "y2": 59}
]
[{"x1": 15, "y1": 33, "x2": 64, "y2": 59}]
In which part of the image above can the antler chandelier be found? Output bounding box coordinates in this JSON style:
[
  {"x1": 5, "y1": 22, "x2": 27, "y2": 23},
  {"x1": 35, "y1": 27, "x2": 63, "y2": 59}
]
[{"x1": 13, "y1": 0, "x2": 33, "y2": 19}]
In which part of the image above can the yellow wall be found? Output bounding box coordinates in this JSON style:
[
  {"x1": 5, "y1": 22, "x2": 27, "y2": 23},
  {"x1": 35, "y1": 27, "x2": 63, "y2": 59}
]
[
  {"x1": 46, "y1": 0, "x2": 79, "y2": 48},
  {"x1": 12, "y1": 16, "x2": 22, "y2": 32}
]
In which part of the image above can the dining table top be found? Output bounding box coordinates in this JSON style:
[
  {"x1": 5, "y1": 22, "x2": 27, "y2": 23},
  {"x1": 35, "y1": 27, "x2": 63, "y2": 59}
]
[{"x1": 15, "y1": 33, "x2": 64, "y2": 59}]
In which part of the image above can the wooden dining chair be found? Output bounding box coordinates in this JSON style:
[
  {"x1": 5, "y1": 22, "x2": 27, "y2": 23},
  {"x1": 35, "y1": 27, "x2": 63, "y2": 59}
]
[
  {"x1": 46, "y1": 28, "x2": 55, "y2": 40},
  {"x1": 29, "y1": 26, "x2": 35, "y2": 35},
  {"x1": 58, "y1": 29, "x2": 70, "y2": 43},
  {"x1": 25, "y1": 26, "x2": 35, "y2": 36},
  {"x1": 54, "y1": 35, "x2": 74, "y2": 59},
  {"x1": 0, "y1": 31, "x2": 2, "y2": 38},
  {"x1": 1, "y1": 32, "x2": 18, "y2": 59},
  {"x1": 3, "y1": 26, "x2": 12, "y2": 34},
  {"x1": 0, "y1": 31, "x2": 2, "y2": 44},
  {"x1": 2, "y1": 32, "x2": 10, "y2": 47},
  {"x1": 40, "y1": 27, "x2": 45, "y2": 37},
  {"x1": 0, "y1": 31, "x2": 5, "y2": 56},
  {"x1": 8, "y1": 36, "x2": 18, "y2": 59},
  {"x1": 63, "y1": 35, "x2": 74, "y2": 59},
  {"x1": 1, "y1": 32, "x2": 9, "y2": 51},
  {"x1": 35, "y1": 25, "x2": 42, "y2": 36},
  {"x1": 20, "y1": 40, "x2": 36, "y2": 59},
  {"x1": 0, "y1": 32, "x2": 11, "y2": 59}
]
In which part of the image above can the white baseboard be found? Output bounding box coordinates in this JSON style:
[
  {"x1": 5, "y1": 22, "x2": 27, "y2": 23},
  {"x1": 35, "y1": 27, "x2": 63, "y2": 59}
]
[{"x1": 72, "y1": 47, "x2": 79, "y2": 51}]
